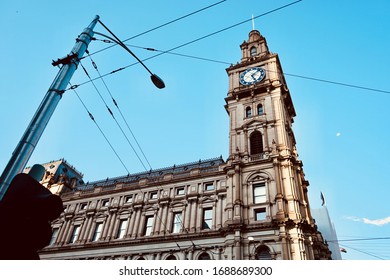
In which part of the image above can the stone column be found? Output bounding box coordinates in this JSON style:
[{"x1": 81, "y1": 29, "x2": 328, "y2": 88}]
[
  {"x1": 132, "y1": 208, "x2": 142, "y2": 237},
  {"x1": 244, "y1": 128, "x2": 248, "y2": 154},
  {"x1": 137, "y1": 212, "x2": 145, "y2": 236},
  {"x1": 184, "y1": 201, "x2": 191, "y2": 231},
  {"x1": 154, "y1": 206, "x2": 161, "y2": 234},
  {"x1": 125, "y1": 210, "x2": 135, "y2": 238},
  {"x1": 103, "y1": 210, "x2": 117, "y2": 240},
  {"x1": 189, "y1": 198, "x2": 197, "y2": 232},
  {"x1": 57, "y1": 219, "x2": 70, "y2": 245},
  {"x1": 160, "y1": 203, "x2": 168, "y2": 234},
  {"x1": 263, "y1": 124, "x2": 269, "y2": 151},
  {"x1": 80, "y1": 214, "x2": 93, "y2": 242}
]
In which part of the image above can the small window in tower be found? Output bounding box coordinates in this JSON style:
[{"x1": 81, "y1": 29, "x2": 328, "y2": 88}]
[
  {"x1": 257, "y1": 104, "x2": 264, "y2": 115},
  {"x1": 253, "y1": 183, "x2": 266, "y2": 204},
  {"x1": 254, "y1": 208, "x2": 267, "y2": 221},
  {"x1": 250, "y1": 131, "x2": 263, "y2": 155},
  {"x1": 250, "y1": 46, "x2": 257, "y2": 57},
  {"x1": 246, "y1": 106, "x2": 252, "y2": 118}
]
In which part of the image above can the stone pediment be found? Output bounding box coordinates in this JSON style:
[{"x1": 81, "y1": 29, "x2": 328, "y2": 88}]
[{"x1": 237, "y1": 118, "x2": 266, "y2": 132}]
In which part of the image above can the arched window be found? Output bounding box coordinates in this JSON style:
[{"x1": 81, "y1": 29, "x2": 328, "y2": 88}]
[
  {"x1": 250, "y1": 131, "x2": 263, "y2": 155},
  {"x1": 246, "y1": 106, "x2": 252, "y2": 118},
  {"x1": 255, "y1": 245, "x2": 272, "y2": 260},
  {"x1": 198, "y1": 252, "x2": 211, "y2": 260},
  {"x1": 257, "y1": 104, "x2": 264, "y2": 115},
  {"x1": 166, "y1": 255, "x2": 177, "y2": 260},
  {"x1": 250, "y1": 46, "x2": 257, "y2": 57}
]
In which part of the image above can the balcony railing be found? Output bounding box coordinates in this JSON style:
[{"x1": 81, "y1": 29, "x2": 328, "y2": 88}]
[{"x1": 249, "y1": 153, "x2": 266, "y2": 162}]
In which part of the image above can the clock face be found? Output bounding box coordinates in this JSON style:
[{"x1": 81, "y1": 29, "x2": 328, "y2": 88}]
[{"x1": 239, "y1": 67, "x2": 266, "y2": 85}]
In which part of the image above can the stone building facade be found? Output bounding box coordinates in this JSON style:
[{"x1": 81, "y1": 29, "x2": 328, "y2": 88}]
[{"x1": 38, "y1": 29, "x2": 331, "y2": 260}]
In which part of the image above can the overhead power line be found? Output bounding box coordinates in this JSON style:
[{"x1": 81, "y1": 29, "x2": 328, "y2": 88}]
[
  {"x1": 87, "y1": 0, "x2": 228, "y2": 57},
  {"x1": 68, "y1": 0, "x2": 303, "y2": 91},
  {"x1": 328, "y1": 237, "x2": 390, "y2": 242},
  {"x1": 283, "y1": 72, "x2": 390, "y2": 95},
  {"x1": 71, "y1": 85, "x2": 130, "y2": 174},
  {"x1": 77, "y1": 40, "x2": 390, "y2": 96},
  {"x1": 79, "y1": 61, "x2": 149, "y2": 172},
  {"x1": 103, "y1": 0, "x2": 303, "y2": 70},
  {"x1": 338, "y1": 243, "x2": 386, "y2": 260},
  {"x1": 120, "y1": 43, "x2": 390, "y2": 95},
  {"x1": 85, "y1": 51, "x2": 153, "y2": 171}
]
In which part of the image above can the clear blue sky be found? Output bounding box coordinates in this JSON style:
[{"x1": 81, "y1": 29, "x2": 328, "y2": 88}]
[{"x1": 0, "y1": 0, "x2": 389, "y2": 260}]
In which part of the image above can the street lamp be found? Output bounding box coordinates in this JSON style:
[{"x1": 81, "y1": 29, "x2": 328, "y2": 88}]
[
  {"x1": 0, "y1": 15, "x2": 165, "y2": 200},
  {"x1": 95, "y1": 19, "x2": 165, "y2": 89}
]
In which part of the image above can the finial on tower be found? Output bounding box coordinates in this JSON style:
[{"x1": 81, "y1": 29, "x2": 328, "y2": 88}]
[{"x1": 252, "y1": 14, "x2": 255, "y2": 30}]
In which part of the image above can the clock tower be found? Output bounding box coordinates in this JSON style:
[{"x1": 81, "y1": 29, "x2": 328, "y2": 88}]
[{"x1": 224, "y1": 30, "x2": 330, "y2": 259}]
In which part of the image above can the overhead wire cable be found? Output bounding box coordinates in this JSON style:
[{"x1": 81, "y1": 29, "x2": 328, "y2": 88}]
[
  {"x1": 332, "y1": 242, "x2": 387, "y2": 260},
  {"x1": 100, "y1": 0, "x2": 303, "y2": 71},
  {"x1": 53, "y1": 63, "x2": 130, "y2": 174},
  {"x1": 85, "y1": 50, "x2": 153, "y2": 170},
  {"x1": 138, "y1": 0, "x2": 303, "y2": 62},
  {"x1": 282, "y1": 72, "x2": 390, "y2": 94},
  {"x1": 326, "y1": 237, "x2": 390, "y2": 259},
  {"x1": 80, "y1": 58, "x2": 197, "y2": 249},
  {"x1": 76, "y1": 2, "x2": 304, "y2": 251},
  {"x1": 79, "y1": 61, "x2": 149, "y2": 171},
  {"x1": 89, "y1": 41, "x2": 390, "y2": 96},
  {"x1": 67, "y1": 0, "x2": 304, "y2": 91},
  {"x1": 70, "y1": 84, "x2": 130, "y2": 174},
  {"x1": 87, "y1": 0, "x2": 228, "y2": 57},
  {"x1": 327, "y1": 237, "x2": 390, "y2": 242},
  {"x1": 81, "y1": 55, "x2": 201, "y2": 249}
]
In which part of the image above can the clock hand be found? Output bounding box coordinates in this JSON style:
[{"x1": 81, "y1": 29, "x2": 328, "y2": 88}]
[{"x1": 251, "y1": 73, "x2": 256, "y2": 81}]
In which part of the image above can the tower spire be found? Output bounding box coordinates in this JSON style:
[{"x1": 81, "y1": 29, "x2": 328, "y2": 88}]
[{"x1": 251, "y1": 14, "x2": 255, "y2": 30}]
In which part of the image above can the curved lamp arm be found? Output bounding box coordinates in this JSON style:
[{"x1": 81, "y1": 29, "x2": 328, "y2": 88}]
[{"x1": 95, "y1": 20, "x2": 165, "y2": 89}]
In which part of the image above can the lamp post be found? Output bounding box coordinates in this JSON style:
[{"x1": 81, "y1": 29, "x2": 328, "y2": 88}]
[
  {"x1": 0, "y1": 15, "x2": 165, "y2": 201},
  {"x1": 0, "y1": 15, "x2": 100, "y2": 200}
]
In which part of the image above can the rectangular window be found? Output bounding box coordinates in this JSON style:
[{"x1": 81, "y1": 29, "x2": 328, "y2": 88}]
[
  {"x1": 80, "y1": 203, "x2": 87, "y2": 210},
  {"x1": 176, "y1": 187, "x2": 185, "y2": 196},
  {"x1": 49, "y1": 228, "x2": 59, "y2": 246},
  {"x1": 144, "y1": 216, "x2": 154, "y2": 236},
  {"x1": 116, "y1": 219, "x2": 128, "y2": 239},
  {"x1": 69, "y1": 225, "x2": 81, "y2": 243},
  {"x1": 202, "y1": 208, "x2": 213, "y2": 230},
  {"x1": 92, "y1": 222, "x2": 103, "y2": 242},
  {"x1": 149, "y1": 191, "x2": 158, "y2": 199},
  {"x1": 253, "y1": 183, "x2": 266, "y2": 204},
  {"x1": 125, "y1": 195, "x2": 133, "y2": 204},
  {"x1": 204, "y1": 182, "x2": 214, "y2": 191},
  {"x1": 255, "y1": 208, "x2": 267, "y2": 221},
  {"x1": 172, "y1": 213, "x2": 182, "y2": 233},
  {"x1": 102, "y1": 199, "x2": 109, "y2": 207}
]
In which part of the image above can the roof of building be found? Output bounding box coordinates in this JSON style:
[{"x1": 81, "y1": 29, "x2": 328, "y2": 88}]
[{"x1": 75, "y1": 156, "x2": 225, "y2": 192}]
